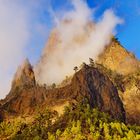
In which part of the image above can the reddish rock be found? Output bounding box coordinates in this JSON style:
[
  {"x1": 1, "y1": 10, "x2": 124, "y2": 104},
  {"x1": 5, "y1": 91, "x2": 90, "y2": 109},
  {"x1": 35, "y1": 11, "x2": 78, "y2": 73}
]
[{"x1": 0, "y1": 64, "x2": 125, "y2": 122}]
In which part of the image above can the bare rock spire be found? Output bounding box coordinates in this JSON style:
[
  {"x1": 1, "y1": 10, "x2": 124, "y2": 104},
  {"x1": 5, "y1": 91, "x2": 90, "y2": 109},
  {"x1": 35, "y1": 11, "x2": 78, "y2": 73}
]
[{"x1": 11, "y1": 58, "x2": 35, "y2": 89}]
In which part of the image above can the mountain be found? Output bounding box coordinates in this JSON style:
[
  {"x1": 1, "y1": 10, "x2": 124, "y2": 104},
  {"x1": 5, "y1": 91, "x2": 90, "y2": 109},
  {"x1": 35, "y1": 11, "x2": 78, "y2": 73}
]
[
  {"x1": 0, "y1": 59, "x2": 47, "y2": 118},
  {"x1": 97, "y1": 37, "x2": 140, "y2": 75},
  {"x1": 11, "y1": 58, "x2": 36, "y2": 89},
  {"x1": 96, "y1": 38, "x2": 140, "y2": 124},
  {"x1": 0, "y1": 36, "x2": 140, "y2": 125},
  {"x1": 0, "y1": 34, "x2": 140, "y2": 139},
  {"x1": 0, "y1": 62, "x2": 125, "y2": 122},
  {"x1": 0, "y1": 57, "x2": 140, "y2": 139},
  {"x1": 0, "y1": 21, "x2": 140, "y2": 127}
]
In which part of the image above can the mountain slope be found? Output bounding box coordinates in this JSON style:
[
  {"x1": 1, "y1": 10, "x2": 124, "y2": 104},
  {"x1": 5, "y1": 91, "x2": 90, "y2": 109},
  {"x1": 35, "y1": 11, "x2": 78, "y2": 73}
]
[
  {"x1": 0, "y1": 64, "x2": 125, "y2": 122},
  {"x1": 97, "y1": 38, "x2": 140, "y2": 75},
  {"x1": 0, "y1": 24, "x2": 140, "y2": 126},
  {"x1": 96, "y1": 38, "x2": 140, "y2": 124}
]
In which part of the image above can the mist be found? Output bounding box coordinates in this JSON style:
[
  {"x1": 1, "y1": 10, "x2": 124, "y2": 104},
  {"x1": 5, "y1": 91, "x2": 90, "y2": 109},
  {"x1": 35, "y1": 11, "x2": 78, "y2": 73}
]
[
  {"x1": 0, "y1": 1, "x2": 31, "y2": 99},
  {"x1": 35, "y1": 0, "x2": 123, "y2": 85},
  {"x1": 0, "y1": 0, "x2": 49, "y2": 99},
  {"x1": 0, "y1": 0, "x2": 123, "y2": 99}
]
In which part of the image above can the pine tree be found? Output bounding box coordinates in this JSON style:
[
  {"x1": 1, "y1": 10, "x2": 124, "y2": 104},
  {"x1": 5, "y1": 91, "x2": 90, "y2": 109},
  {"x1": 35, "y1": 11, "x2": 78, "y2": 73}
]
[{"x1": 74, "y1": 66, "x2": 78, "y2": 72}]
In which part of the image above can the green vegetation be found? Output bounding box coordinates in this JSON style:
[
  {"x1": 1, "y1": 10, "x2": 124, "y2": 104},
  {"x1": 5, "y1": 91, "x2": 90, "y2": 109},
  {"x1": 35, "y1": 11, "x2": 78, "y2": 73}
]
[
  {"x1": 0, "y1": 102, "x2": 140, "y2": 140},
  {"x1": 0, "y1": 118, "x2": 27, "y2": 139}
]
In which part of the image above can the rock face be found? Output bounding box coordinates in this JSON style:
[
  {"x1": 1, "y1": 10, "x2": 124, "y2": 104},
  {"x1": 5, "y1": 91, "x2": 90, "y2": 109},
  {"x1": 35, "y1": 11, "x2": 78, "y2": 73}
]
[
  {"x1": 97, "y1": 38, "x2": 140, "y2": 124},
  {"x1": 0, "y1": 87, "x2": 47, "y2": 116},
  {"x1": 0, "y1": 59, "x2": 40, "y2": 117},
  {"x1": 45, "y1": 65, "x2": 125, "y2": 122},
  {"x1": 98, "y1": 38, "x2": 140, "y2": 75},
  {"x1": 69, "y1": 65, "x2": 125, "y2": 121},
  {"x1": 0, "y1": 64, "x2": 125, "y2": 122},
  {"x1": 12, "y1": 59, "x2": 36, "y2": 89},
  {"x1": 3, "y1": 59, "x2": 36, "y2": 103},
  {"x1": 122, "y1": 85, "x2": 140, "y2": 124},
  {"x1": 118, "y1": 74, "x2": 140, "y2": 124}
]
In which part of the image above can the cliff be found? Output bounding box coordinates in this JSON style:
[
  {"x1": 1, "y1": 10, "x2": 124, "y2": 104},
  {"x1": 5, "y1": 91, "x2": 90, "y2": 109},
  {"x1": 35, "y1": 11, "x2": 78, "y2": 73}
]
[{"x1": 0, "y1": 64, "x2": 125, "y2": 122}]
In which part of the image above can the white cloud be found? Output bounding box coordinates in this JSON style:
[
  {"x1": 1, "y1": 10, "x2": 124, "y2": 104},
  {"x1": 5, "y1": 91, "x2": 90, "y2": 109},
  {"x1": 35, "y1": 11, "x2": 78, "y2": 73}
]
[
  {"x1": 0, "y1": 1, "x2": 30, "y2": 98},
  {"x1": 0, "y1": 0, "x2": 123, "y2": 99},
  {"x1": 35, "y1": 0, "x2": 123, "y2": 85}
]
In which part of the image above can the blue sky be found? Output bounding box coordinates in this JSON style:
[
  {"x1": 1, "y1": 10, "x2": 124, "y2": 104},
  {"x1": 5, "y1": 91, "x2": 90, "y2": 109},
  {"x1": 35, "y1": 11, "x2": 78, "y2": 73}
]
[
  {"x1": 0, "y1": 0, "x2": 140, "y2": 98},
  {"x1": 26, "y1": 0, "x2": 140, "y2": 63},
  {"x1": 87, "y1": 0, "x2": 140, "y2": 57}
]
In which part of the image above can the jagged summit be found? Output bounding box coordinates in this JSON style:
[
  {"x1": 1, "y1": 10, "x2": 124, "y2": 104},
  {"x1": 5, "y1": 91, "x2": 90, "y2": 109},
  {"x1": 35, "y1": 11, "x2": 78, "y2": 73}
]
[
  {"x1": 97, "y1": 38, "x2": 140, "y2": 75},
  {"x1": 12, "y1": 58, "x2": 36, "y2": 89},
  {"x1": 0, "y1": 59, "x2": 37, "y2": 111},
  {"x1": 0, "y1": 24, "x2": 140, "y2": 125},
  {"x1": 0, "y1": 64, "x2": 125, "y2": 122}
]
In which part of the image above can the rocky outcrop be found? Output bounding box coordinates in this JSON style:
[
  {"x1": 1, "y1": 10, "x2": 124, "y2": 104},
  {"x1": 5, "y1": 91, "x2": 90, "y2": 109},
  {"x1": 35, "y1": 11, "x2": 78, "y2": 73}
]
[
  {"x1": 42, "y1": 65, "x2": 126, "y2": 122},
  {"x1": 118, "y1": 74, "x2": 140, "y2": 124},
  {"x1": 2, "y1": 59, "x2": 36, "y2": 104},
  {"x1": 0, "y1": 86, "x2": 47, "y2": 116},
  {"x1": 122, "y1": 86, "x2": 140, "y2": 124},
  {"x1": 97, "y1": 38, "x2": 140, "y2": 75},
  {"x1": 0, "y1": 64, "x2": 125, "y2": 122},
  {"x1": 71, "y1": 65, "x2": 125, "y2": 121},
  {"x1": 0, "y1": 59, "x2": 38, "y2": 116},
  {"x1": 96, "y1": 38, "x2": 140, "y2": 124},
  {"x1": 12, "y1": 59, "x2": 36, "y2": 89}
]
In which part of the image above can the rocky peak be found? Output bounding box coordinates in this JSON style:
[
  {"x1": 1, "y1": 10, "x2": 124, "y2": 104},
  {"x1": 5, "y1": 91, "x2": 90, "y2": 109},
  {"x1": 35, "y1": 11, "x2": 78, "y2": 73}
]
[
  {"x1": 97, "y1": 38, "x2": 140, "y2": 75},
  {"x1": 71, "y1": 65, "x2": 126, "y2": 121},
  {"x1": 42, "y1": 65, "x2": 126, "y2": 122},
  {"x1": 12, "y1": 58, "x2": 35, "y2": 89},
  {"x1": 0, "y1": 64, "x2": 126, "y2": 122}
]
